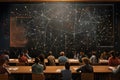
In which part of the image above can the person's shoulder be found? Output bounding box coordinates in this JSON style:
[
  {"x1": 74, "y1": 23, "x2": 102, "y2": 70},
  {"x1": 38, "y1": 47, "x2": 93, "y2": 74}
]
[
  {"x1": 61, "y1": 69, "x2": 70, "y2": 73},
  {"x1": 32, "y1": 63, "x2": 36, "y2": 67},
  {"x1": 108, "y1": 57, "x2": 112, "y2": 60},
  {"x1": 90, "y1": 55, "x2": 94, "y2": 58},
  {"x1": 58, "y1": 56, "x2": 62, "y2": 59},
  {"x1": 51, "y1": 55, "x2": 55, "y2": 58},
  {"x1": 79, "y1": 65, "x2": 85, "y2": 69},
  {"x1": 38, "y1": 63, "x2": 44, "y2": 67},
  {"x1": 63, "y1": 56, "x2": 68, "y2": 59},
  {"x1": 93, "y1": 55, "x2": 96, "y2": 57},
  {"x1": 89, "y1": 64, "x2": 93, "y2": 68},
  {"x1": 118, "y1": 65, "x2": 120, "y2": 68},
  {"x1": 61, "y1": 69, "x2": 65, "y2": 72},
  {"x1": 47, "y1": 56, "x2": 50, "y2": 59},
  {"x1": 49, "y1": 55, "x2": 54, "y2": 58}
]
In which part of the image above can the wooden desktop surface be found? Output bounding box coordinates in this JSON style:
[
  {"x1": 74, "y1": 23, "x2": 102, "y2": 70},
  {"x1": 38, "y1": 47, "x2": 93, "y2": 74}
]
[
  {"x1": 9, "y1": 58, "x2": 80, "y2": 64},
  {"x1": 8, "y1": 66, "x2": 112, "y2": 74},
  {"x1": 9, "y1": 58, "x2": 108, "y2": 65}
]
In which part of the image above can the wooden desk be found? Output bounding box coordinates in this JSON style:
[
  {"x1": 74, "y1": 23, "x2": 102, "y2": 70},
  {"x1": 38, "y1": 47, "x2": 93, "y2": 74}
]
[
  {"x1": 9, "y1": 59, "x2": 80, "y2": 65},
  {"x1": 8, "y1": 66, "x2": 31, "y2": 74},
  {"x1": 45, "y1": 59, "x2": 80, "y2": 64},
  {"x1": 99, "y1": 59, "x2": 108, "y2": 65},
  {"x1": 9, "y1": 58, "x2": 108, "y2": 66},
  {"x1": 9, "y1": 59, "x2": 34, "y2": 63},
  {"x1": 8, "y1": 66, "x2": 113, "y2": 80},
  {"x1": 8, "y1": 66, "x2": 112, "y2": 74}
]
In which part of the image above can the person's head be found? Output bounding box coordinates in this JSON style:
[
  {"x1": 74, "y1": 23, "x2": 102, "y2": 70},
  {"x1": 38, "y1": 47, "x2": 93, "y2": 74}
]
[
  {"x1": 20, "y1": 53, "x2": 24, "y2": 57},
  {"x1": 39, "y1": 54, "x2": 45, "y2": 62},
  {"x1": 60, "y1": 51, "x2": 65, "y2": 56},
  {"x1": 73, "y1": 51, "x2": 77, "y2": 54},
  {"x1": 65, "y1": 61, "x2": 70, "y2": 70},
  {"x1": 24, "y1": 50, "x2": 29, "y2": 54},
  {"x1": 80, "y1": 52, "x2": 84, "y2": 55},
  {"x1": 82, "y1": 57, "x2": 90, "y2": 64},
  {"x1": 48, "y1": 51, "x2": 52, "y2": 55},
  {"x1": 110, "y1": 51, "x2": 116, "y2": 59},
  {"x1": 92, "y1": 51, "x2": 96, "y2": 55},
  {"x1": 103, "y1": 51, "x2": 107, "y2": 55},
  {"x1": 34, "y1": 57, "x2": 40, "y2": 64}
]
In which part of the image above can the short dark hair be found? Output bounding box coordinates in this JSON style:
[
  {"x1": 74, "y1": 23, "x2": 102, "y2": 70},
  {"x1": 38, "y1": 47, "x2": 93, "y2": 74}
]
[
  {"x1": 110, "y1": 51, "x2": 116, "y2": 59},
  {"x1": 34, "y1": 57, "x2": 40, "y2": 63},
  {"x1": 65, "y1": 61, "x2": 70, "y2": 70},
  {"x1": 39, "y1": 54, "x2": 45, "y2": 62}
]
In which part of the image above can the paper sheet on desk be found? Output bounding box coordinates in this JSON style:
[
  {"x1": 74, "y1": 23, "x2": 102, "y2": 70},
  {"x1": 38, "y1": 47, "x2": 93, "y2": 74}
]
[
  {"x1": 99, "y1": 60, "x2": 108, "y2": 63},
  {"x1": 9, "y1": 59, "x2": 14, "y2": 61},
  {"x1": 108, "y1": 66, "x2": 115, "y2": 70},
  {"x1": 69, "y1": 59, "x2": 78, "y2": 62},
  {"x1": 28, "y1": 59, "x2": 32, "y2": 61},
  {"x1": 73, "y1": 67, "x2": 78, "y2": 70},
  {"x1": 15, "y1": 59, "x2": 18, "y2": 61},
  {"x1": 9, "y1": 67, "x2": 18, "y2": 71},
  {"x1": 30, "y1": 69, "x2": 32, "y2": 71},
  {"x1": 56, "y1": 69, "x2": 61, "y2": 72}
]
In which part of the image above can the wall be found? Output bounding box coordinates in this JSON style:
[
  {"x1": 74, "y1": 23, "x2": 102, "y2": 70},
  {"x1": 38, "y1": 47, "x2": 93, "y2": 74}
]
[{"x1": 0, "y1": 2, "x2": 120, "y2": 57}]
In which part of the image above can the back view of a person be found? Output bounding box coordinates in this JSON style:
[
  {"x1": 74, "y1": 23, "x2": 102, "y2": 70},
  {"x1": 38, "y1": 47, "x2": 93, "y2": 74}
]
[
  {"x1": 109, "y1": 65, "x2": 120, "y2": 80},
  {"x1": 108, "y1": 51, "x2": 120, "y2": 66},
  {"x1": 0, "y1": 59, "x2": 10, "y2": 74},
  {"x1": 90, "y1": 51, "x2": 98, "y2": 64},
  {"x1": 76, "y1": 57, "x2": 93, "y2": 80},
  {"x1": 32, "y1": 57, "x2": 45, "y2": 80},
  {"x1": 58, "y1": 51, "x2": 68, "y2": 65},
  {"x1": 47, "y1": 51, "x2": 56, "y2": 66},
  {"x1": 32, "y1": 57, "x2": 44, "y2": 74},
  {"x1": 78, "y1": 52, "x2": 87, "y2": 63},
  {"x1": 61, "y1": 62, "x2": 72, "y2": 80},
  {"x1": 76, "y1": 57, "x2": 93, "y2": 73},
  {"x1": 39, "y1": 54, "x2": 46, "y2": 70},
  {"x1": 18, "y1": 53, "x2": 28, "y2": 65}
]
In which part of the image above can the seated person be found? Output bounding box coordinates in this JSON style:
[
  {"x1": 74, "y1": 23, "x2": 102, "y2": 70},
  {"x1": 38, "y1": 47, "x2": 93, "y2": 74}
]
[
  {"x1": 38, "y1": 54, "x2": 46, "y2": 70},
  {"x1": 100, "y1": 51, "x2": 110, "y2": 60},
  {"x1": 18, "y1": 53, "x2": 28, "y2": 65},
  {"x1": 0, "y1": 51, "x2": 10, "y2": 66},
  {"x1": 0, "y1": 59, "x2": 10, "y2": 74},
  {"x1": 58, "y1": 51, "x2": 68, "y2": 65},
  {"x1": 32, "y1": 57, "x2": 44, "y2": 74},
  {"x1": 108, "y1": 51, "x2": 120, "y2": 66},
  {"x1": 109, "y1": 65, "x2": 120, "y2": 80},
  {"x1": 47, "y1": 51, "x2": 56, "y2": 66},
  {"x1": 78, "y1": 52, "x2": 87, "y2": 63},
  {"x1": 73, "y1": 51, "x2": 79, "y2": 59},
  {"x1": 24, "y1": 50, "x2": 31, "y2": 59},
  {"x1": 109, "y1": 65, "x2": 120, "y2": 74},
  {"x1": 90, "y1": 51, "x2": 98, "y2": 64},
  {"x1": 2, "y1": 51, "x2": 9, "y2": 62},
  {"x1": 76, "y1": 57, "x2": 93, "y2": 73},
  {"x1": 61, "y1": 61, "x2": 72, "y2": 80}
]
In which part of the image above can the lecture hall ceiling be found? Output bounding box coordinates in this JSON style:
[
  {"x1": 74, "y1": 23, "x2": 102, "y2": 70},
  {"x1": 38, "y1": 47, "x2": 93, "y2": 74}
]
[{"x1": 0, "y1": 0, "x2": 120, "y2": 2}]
